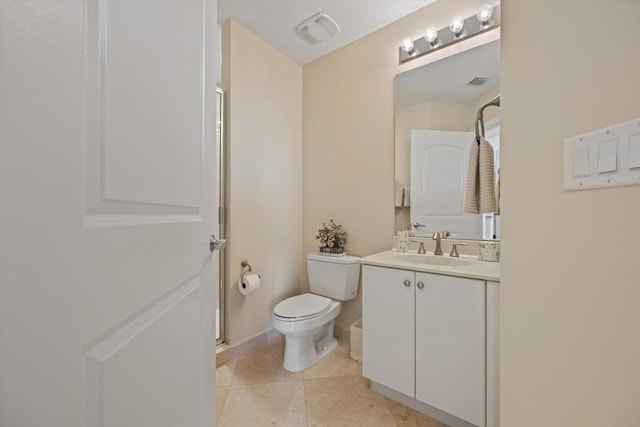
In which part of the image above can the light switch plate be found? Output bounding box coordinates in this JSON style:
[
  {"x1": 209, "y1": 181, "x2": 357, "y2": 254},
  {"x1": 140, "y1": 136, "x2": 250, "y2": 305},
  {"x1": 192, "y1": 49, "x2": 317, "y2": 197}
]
[{"x1": 564, "y1": 118, "x2": 640, "y2": 191}]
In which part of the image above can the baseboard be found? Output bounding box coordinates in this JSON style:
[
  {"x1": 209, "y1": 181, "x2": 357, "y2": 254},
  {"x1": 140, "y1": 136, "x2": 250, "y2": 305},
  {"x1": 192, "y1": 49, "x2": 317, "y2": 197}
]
[
  {"x1": 216, "y1": 328, "x2": 280, "y2": 367},
  {"x1": 370, "y1": 381, "x2": 478, "y2": 427}
]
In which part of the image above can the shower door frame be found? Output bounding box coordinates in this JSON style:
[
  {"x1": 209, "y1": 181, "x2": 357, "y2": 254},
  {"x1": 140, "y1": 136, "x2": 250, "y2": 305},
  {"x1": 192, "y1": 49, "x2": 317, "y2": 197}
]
[{"x1": 216, "y1": 87, "x2": 226, "y2": 346}]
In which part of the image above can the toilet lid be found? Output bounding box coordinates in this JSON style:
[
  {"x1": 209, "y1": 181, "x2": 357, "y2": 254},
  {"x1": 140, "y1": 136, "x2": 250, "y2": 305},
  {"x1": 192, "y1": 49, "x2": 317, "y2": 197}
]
[{"x1": 274, "y1": 293, "x2": 332, "y2": 319}]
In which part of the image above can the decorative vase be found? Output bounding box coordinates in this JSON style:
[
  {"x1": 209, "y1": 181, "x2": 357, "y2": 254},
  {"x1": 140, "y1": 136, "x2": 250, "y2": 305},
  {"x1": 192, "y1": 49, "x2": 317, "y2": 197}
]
[
  {"x1": 319, "y1": 246, "x2": 344, "y2": 254},
  {"x1": 478, "y1": 241, "x2": 500, "y2": 262}
]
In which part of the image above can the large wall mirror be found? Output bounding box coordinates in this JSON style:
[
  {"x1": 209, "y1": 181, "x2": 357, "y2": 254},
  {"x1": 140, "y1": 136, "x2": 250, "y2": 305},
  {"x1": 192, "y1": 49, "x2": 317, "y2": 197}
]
[{"x1": 394, "y1": 39, "x2": 500, "y2": 241}]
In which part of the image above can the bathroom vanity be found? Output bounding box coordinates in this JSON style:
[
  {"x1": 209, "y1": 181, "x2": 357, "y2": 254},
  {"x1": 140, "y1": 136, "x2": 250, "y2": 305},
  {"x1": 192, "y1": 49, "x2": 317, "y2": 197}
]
[{"x1": 361, "y1": 250, "x2": 500, "y2": 427}]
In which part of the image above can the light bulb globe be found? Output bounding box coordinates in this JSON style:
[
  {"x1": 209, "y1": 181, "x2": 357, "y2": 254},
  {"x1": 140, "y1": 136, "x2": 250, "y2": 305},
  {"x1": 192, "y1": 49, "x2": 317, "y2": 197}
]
[
  {"x1": 477, "y1": 4, "x2": 494, "y2": 23},
  {"x1": 401, "y1": 38, "x2": 414, "y2": 53},
  {"x1": 424, "y1": 27, "x2": 438, "y2": 43},
  {"x1": 401, "y1": 38, "x2": 419, "y2": 57},
  {"x1": 449, "y1": 16, "x2": 465, "y2": 36}
]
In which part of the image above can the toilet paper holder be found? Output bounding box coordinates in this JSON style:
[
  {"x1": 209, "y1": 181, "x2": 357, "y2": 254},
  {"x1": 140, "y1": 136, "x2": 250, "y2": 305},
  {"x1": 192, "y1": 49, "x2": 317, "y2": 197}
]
[
  {"x1": 237, "y1": 260, "x2": 261, "y2": 296},
  {"x1": 240, "y1": 260, "x2": 252, "y2": 272},
  {"x1": 240, "y1": 260, "x2": 259, "y2": 279}
]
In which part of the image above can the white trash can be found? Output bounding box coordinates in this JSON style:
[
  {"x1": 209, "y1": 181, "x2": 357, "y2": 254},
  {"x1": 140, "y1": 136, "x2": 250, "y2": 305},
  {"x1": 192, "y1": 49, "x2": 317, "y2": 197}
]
[{"x1": 350, "y1": 318, "x2": 363, "y2": 362}]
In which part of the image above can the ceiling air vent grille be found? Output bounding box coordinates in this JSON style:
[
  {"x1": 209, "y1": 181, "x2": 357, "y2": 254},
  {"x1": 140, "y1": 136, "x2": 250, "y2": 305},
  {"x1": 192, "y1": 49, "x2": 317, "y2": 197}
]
[
  {"x1": 295, "y1": 13, "x2": 340, "y2": 45},
  {"x1": 467, "y1": 77, "x2": 489, "y2": 86}
]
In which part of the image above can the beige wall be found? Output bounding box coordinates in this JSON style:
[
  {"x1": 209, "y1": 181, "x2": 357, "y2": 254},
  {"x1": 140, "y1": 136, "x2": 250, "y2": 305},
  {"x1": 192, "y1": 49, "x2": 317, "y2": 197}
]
[
  {"x1": 303, "y1": 0, "x2": 500, "y2": 334},
  {"x1": 222, "y1": 20, "x2": 303, "y2": 346},
  {"x1": 501, "y1": 1, "x2": 640, "y2": 425}
]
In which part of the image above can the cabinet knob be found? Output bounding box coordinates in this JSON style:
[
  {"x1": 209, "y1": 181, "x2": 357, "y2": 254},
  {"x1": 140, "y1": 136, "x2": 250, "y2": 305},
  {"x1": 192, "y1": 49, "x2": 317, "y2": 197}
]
[
  {"x1": 403, "y1": 279, "x2": 411, "y2": 287},
  {"x1": 417, "y1": 281, "x2": 424, "y2": 290}
]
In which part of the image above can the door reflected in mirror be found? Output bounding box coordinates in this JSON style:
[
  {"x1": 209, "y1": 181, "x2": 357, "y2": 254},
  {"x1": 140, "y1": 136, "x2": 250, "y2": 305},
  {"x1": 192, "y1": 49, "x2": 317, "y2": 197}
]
[{"x1": 395, "y1": 39, "x2": 500, "y2": 241}]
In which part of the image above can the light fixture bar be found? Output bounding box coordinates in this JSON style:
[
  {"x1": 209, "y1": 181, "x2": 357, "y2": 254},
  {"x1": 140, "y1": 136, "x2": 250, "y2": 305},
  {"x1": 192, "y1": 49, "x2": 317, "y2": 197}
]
[{"x1": 399, "y1": 5, "x2": 500, "y2": 65}]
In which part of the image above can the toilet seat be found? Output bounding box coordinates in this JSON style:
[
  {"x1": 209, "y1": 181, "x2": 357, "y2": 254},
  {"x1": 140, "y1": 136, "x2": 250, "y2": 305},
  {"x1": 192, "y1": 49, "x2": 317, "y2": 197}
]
[{"x1": 273, "y1": 293, "x2": 331, "y2": 321}]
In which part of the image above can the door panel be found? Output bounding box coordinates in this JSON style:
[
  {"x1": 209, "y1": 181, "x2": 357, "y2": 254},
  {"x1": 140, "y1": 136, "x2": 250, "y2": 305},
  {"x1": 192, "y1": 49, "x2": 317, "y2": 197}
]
[
  {"x1": 410, "y1": 130, "x2": 482, "y2": 238},
  {"x1": 85, "y1": 278, "x2": 202, "y2": 427},
  {"x1": 421, "y1": 144, "x2": 465, "y2": 215},
  {"x1": 85, "y1": 0, "x2": 204, "y2": 215},
  {"x1": 100, "y1": 0, "x2": 203, "y2": 208},
  {"x1": 0, "y1": 1, "x2": 217, "y2": 426}
]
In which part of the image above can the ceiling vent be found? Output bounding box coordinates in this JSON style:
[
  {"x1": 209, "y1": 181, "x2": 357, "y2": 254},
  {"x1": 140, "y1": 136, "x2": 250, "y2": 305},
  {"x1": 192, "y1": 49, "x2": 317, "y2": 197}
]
[
  {"x1": 295, "y1": 13, "x2": 340, "y2": 45},
  {"x1": 467, "y1": 77, "x2": 489, "y2": 86}
]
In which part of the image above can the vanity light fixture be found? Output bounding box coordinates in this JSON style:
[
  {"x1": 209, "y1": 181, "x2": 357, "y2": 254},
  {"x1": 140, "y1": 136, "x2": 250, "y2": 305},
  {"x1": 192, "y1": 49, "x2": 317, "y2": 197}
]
[
  {"x1": 399, "y1": 5, "x2": 500, "y2": 65},
  {"x1": 401, "y1": 38, "x2": 418, "y2": 57},
  {"x1": 424, "y1": 26, "x2": 441, "y2": 49},
  {"x1": 477, "y1": 4, "x2": 494, "y2": 29},
  {"x1": 449, "y1": 16, "x2": 467, "y2": 39}
]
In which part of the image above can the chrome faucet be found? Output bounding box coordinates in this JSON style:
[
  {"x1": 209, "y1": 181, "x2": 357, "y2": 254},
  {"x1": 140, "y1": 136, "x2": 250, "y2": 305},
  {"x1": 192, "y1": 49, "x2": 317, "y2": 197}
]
[
  {"x1": 432, "y1": 232, "x2": 442, "y2": 255},
  {"x1": 432, "y1": 230, "x2": 450, "y2": 255}
]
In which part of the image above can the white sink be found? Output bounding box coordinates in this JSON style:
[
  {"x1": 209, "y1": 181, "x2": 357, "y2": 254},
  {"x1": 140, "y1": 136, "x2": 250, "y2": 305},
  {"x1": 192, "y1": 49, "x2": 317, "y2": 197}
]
[{"x1": 393, "y1": 254, "x2": 471, "y2": 267}]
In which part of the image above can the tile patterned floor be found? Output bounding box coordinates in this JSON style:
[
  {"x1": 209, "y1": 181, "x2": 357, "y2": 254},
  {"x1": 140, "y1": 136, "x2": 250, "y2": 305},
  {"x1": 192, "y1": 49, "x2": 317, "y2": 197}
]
[{"x1": 215, "y1": 335, "x2": 448, "y2": 427}]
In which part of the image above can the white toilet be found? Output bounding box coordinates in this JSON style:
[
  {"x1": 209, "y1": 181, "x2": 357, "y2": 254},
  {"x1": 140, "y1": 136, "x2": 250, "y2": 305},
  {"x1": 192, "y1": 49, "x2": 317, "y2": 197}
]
[{"x1": 272, "y1": 253, "x2": 360, "y2": 372}]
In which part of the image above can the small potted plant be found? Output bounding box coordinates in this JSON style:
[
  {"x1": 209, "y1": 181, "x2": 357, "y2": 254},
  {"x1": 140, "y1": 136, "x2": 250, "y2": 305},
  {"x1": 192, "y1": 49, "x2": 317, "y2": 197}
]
[{"x1": 315, "y1": 219, "x2": 348, "y2": 254}]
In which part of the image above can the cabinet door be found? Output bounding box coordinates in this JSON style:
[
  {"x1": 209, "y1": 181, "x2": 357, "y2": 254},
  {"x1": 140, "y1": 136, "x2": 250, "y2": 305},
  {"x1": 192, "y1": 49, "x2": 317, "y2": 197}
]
[
  {"x1": 415, "y1": 273, "x2": 486, "y2": 427},
  {"x1": 362, "y1": 266, "x2": 415, "y2": 397}
]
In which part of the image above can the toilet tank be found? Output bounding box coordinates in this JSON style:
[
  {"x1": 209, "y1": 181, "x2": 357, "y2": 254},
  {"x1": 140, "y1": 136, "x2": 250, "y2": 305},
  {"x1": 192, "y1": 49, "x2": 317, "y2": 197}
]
[{"x1": 307, "y1": 253, "x2": 361, "y2": 301}]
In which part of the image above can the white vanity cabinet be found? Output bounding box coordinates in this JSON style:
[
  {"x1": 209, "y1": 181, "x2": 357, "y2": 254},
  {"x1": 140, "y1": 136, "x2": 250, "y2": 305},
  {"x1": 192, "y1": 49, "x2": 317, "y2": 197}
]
[
  {"x1": 362, "y1": 266, "x2": 416, "y2": 396},
  {"x1": 362, "y1": 264, "x2": 494, "y2": 427},
  {"x1": 415, "y1": 271, "x2": 485, "y2": 427}
]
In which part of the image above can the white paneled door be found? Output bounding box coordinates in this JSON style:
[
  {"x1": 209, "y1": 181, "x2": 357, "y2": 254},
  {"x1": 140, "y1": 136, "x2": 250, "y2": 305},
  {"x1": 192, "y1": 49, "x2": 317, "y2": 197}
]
[
  {"x1": 410, "y1": 130, "x2": 482, "y2": 239},
  {"x1": 0, "y1": 1, "x2": 218, "y2": 426}
]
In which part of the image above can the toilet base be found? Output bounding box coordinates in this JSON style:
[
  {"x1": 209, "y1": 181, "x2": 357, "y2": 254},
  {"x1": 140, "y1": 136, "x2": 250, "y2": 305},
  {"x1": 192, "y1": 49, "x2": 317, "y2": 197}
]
[{"x1": 282, "y1": 319, "x2": 338, "y2": 372}]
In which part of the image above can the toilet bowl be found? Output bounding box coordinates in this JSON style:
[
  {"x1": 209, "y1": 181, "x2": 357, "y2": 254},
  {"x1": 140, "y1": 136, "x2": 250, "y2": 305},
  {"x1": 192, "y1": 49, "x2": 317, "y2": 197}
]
[
  {"x1": 272, "y1": 253, "x2": 360, "y2": 372},
  {"x1": 272, "y1": 294, "x2": 342, "y2": 372}
]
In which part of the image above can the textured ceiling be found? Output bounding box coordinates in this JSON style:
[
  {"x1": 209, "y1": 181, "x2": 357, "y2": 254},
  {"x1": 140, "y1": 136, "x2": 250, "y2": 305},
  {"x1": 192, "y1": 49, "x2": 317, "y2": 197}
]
[{"x1": 218, "y1": 0, "x2": 436, "y2": 65}]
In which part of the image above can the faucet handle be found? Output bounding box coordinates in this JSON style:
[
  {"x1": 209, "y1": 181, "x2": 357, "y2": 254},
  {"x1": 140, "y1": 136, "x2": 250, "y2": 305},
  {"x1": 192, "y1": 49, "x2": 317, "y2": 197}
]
[
  {"x1": 449, "y1": 242, "x2": 468, "y2": 257},
  {"x1": 417, "y1": 241, "x2": 426, "y2": 254},
  {"x1": 441, "y1": 230, "x2": 451, "y2": 239}
]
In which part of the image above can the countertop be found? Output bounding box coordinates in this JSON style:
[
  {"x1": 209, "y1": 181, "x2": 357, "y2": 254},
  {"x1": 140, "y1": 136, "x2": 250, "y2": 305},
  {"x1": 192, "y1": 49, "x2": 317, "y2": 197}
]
[{"x1": 360, "y1": 250, "x2": 500, "y2": 282}]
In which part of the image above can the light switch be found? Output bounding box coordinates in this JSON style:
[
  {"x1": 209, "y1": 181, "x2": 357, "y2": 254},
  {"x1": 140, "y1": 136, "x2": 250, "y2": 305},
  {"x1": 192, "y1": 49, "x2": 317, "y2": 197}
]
[
  {"x1": 629, "y1": 133, "x2": 640, "y2": 169},
  {"x1": 572, "y1": 144, "x2": 590, "y2": 178},
  {"x1": 598, "y1": 139, "x2": 618, "y2": 173}
]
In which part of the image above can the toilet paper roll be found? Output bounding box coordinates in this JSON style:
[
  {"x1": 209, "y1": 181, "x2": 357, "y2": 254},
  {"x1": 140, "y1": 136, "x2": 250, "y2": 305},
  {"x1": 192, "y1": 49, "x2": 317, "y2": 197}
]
[{"x1": 238, "y1": 273, "x2": 261, "y2": 295}]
